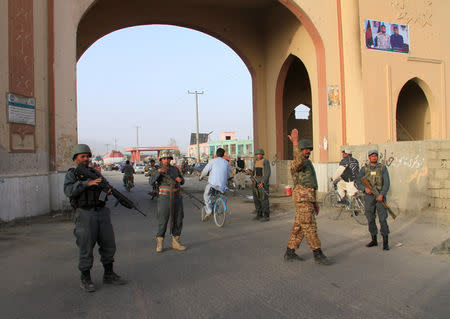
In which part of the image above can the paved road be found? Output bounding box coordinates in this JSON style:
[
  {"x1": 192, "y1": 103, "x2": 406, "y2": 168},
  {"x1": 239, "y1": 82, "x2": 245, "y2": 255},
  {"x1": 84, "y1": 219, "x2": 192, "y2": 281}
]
[{"x1": 1, "y1": 172, "x2": 449, "y2": 319}]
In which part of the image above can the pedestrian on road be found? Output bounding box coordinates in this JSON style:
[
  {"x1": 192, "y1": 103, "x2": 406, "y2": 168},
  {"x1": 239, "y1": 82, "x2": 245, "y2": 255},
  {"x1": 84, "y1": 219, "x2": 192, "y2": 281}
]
[
  {"x1": 284, "y1": 129, "x2": 331, "y2": 265},
  {"x1": 149, "y1": 150, "x2": 186, "y2": 252},
  {"x1": 356, "y1": 150, "x2": 391, "y2": 250},
  {"x1": 121, "y1": 160, "x2": 135, "y2": 187},
  {"x1": 64, "y1": 144, "x2": 126, "y2": 293},
  {"x1": 247, "y1": 148, "x2": 271, "y2": 221},
  {"x1": 147, "y1": 159, "x2": 159, "y2": 199}
]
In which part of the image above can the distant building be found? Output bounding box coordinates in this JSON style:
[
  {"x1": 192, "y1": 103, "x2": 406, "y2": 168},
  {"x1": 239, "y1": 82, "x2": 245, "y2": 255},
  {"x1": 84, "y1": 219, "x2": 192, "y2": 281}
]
[
  {"x1": 187, "y1": 132, "x2": 253, "y2": 161},
  {"x1": 209, "y1": 132, "x2": 254, "y2": 160},
  {"x1": 103, "y1": 150, "x2": 125, "y2": 164},
  {"x1": 187, "y1": 132, "x2": 210, "y2": 158}
]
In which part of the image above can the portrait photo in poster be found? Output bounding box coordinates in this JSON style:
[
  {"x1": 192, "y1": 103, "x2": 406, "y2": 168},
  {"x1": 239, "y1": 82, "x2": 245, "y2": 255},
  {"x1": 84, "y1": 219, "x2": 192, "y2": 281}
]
[{"x1": 365, "y1": 19, "x2": 409, "y2": 53}]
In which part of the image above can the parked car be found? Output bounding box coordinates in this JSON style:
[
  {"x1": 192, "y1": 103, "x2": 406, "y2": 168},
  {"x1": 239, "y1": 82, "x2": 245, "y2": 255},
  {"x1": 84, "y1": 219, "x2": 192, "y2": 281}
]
[{"x1": 134, "y1": 163, "x2": 145, "y2": 174}]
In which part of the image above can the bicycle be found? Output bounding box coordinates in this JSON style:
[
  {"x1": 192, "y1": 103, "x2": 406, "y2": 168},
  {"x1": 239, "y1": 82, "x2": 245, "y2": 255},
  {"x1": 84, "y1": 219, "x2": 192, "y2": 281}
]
[
  {"x1": 201, "y1": 188, "x2": 230, "y2": 227},
  {"x1": 321, "y1": 180, "x2": 367, "y2": 225}
]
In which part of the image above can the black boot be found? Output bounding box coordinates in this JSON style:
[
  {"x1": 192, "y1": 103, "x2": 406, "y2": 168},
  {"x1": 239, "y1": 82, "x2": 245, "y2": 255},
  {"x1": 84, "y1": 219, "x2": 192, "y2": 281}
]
[
  {"x1": 313, "y1": 249, "x2": 332, "y2": 265},
  {"x1": 366, "y1": 235, "x2": 378, "y2": 247},
  {"x1": 103, "y1": 263, "x2": 127, "y2": 285},
  {"x1": 80, "y1": 270, "x2": 95, "y2": 292},
  {"x1": 383, "y1": 235, "x2": 390, "y2": 250},
  {"x1": 253, "y1": 214, "x2": 262, "y2": 221},
  {"x1": 260, "y1": 215, "x2": 270, "y2": 222},
  {"x1": 284, "y1": 248, "x2": 303, "y2": 262}
]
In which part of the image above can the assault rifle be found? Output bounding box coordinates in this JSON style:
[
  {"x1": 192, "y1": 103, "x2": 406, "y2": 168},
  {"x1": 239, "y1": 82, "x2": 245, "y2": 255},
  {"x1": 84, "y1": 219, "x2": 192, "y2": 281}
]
[
  {"x1": 245, "y1": 169, "x2": 269, "y2": 196},
  {"x1": 74, "y1": 164, "x2": 147, "y2": 217},
  {"x1": 360, "y1": 177, "x2": 396, "y2": 219}
]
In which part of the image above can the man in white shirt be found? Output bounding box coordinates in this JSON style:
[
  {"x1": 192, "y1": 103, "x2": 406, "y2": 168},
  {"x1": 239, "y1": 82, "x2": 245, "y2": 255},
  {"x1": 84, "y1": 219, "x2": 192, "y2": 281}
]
[{"x1": 200, "y1": 148, "x2": 231, "y2": 220}]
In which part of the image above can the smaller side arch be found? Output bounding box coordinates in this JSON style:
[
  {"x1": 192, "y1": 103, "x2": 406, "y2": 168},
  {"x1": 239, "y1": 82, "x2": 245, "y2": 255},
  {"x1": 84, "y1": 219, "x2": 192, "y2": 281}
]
[
  {"x1": 275, "y1": 55, "x2": 296, "y2": 160},
  {"x1": 275, "y1": 54, "x2": 312, "y2": 160},
  {"x1": 395, "y1": 77, "x2": 435, "y2": 141}
]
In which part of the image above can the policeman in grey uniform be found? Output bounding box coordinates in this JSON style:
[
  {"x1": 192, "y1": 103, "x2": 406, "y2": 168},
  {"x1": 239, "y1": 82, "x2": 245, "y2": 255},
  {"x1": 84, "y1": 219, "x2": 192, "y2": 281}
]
[
  {"x1": 248, "y1": 148, "x2": 271, "y2": 222},
  {"x1": 64, "y1": 144, "x2": 126, "y2": 292},
  {"x1": 149, "y1": 150, "x2": 186, "y2": 252},
  {"x1": 356, "y1": 149, "x2": 391, "y2": 250}
]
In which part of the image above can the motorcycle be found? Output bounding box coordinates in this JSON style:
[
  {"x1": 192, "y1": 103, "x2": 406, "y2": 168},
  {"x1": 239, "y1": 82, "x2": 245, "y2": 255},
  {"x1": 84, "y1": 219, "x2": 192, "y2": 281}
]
[{"x1": 125, "y1": 176, "x2": 134, "y2": 192}]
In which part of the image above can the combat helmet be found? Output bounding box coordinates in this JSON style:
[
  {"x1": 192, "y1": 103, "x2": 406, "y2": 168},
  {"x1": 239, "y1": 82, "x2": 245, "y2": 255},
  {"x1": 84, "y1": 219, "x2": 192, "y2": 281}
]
[
  {"x1": 159, "y1": 150, "x2": 173, "y2": 160},
  {"x1": 255, "y1": 148, "x2": 265, "y2": 155},
  {"x1": 298, "y1": 139, "x2": 313, "y2": 150},
  {"x1": 71, "y1": 144, "x2": 92, "y2": 160}
]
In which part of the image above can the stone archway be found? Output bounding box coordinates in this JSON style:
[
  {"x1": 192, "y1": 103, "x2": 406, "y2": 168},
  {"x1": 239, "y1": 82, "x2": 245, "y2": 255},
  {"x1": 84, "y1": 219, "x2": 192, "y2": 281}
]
[
  {"x1": 49, "y1": 0, "x2": 328, "y2": 170},
  {"x1": 396, "y1": 79, "x2": 431, "y2": 141}
]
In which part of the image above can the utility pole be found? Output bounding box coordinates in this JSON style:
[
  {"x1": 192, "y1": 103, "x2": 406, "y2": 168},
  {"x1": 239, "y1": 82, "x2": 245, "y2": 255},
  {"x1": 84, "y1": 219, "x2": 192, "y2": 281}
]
[
  {"x1": 135, "y1": 125, "x2": 140, "y2": 162},
  {"x1": 188, "y1": 90, "x2": 204, "y2": 162},
  {"x1": 105, "y1": 144, "x2": 110, "y2": 154}
]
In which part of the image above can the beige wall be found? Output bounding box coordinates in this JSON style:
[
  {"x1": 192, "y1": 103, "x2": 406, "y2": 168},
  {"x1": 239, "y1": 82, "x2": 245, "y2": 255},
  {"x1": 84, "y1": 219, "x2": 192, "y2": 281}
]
[
  {"x1": 0, "y1": 0, "x2": 50, "y2": 175},
  {"x1": 359, "y1": 0, "x2": 449, "y2": 143}
]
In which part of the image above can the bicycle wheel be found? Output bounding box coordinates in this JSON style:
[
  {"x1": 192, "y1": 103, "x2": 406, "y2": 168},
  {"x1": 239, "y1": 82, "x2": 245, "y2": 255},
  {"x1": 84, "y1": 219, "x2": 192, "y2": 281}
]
[
  {"x1": 213, "y1": 196, "x2": 227, "y2": 227},
  {"x1": 322, "y1": 193, "x2": 343, "y2": 220},
  {"x1": 351, "y1": 196, "x2": 368, "y2": 225}
]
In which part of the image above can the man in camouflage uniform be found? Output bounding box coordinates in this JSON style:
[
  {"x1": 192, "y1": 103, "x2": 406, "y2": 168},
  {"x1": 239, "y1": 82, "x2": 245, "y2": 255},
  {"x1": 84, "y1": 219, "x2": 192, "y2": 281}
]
[
  {"x1": 356, "y1": 150, "x2": 391, "y2": 250},
  {"x1": 284, "y1": 129, "x2": 331, "y2": 265},
  {"x1": 149, "y1": 150, "x2": 186, "y2": 252},
  {"x1": 64, "y1": 144, "x2": 126, "y2": 292},
  {"x1": 247, "y1": 148, "x2": 271, "y2": 222}
]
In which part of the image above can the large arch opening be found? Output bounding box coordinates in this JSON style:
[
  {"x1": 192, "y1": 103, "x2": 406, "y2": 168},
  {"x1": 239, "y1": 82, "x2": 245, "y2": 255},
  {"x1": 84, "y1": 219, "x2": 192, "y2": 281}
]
[
  {"x1": 275, "y1": 55, "x2": 312, "y2": 160},
  {"x1": 76, "y1": 25, "x2": 254, "y2": 158},
  {"x1": 396, "y1": 79, "x2": 431, "y2": 141}
]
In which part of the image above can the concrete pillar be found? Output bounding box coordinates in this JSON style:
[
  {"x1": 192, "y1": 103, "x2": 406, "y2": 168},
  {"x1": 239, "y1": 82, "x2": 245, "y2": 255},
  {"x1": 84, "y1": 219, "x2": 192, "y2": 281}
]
[{"x1": 340, "y1": 0, "x2": 365, "y2": 145}]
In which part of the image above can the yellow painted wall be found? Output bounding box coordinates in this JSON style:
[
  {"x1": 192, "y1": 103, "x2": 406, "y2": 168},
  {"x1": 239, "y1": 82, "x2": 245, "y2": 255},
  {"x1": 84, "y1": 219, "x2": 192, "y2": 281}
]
[{"x1": 359, "y1": 0, "x2": 449, "y2": 143}]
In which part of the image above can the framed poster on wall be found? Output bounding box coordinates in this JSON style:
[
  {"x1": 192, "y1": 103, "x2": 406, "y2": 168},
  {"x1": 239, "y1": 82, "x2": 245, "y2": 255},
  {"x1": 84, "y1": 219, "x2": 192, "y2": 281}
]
[{"x1": 365, "y1": 19, "x2": 410, "y2": 53}]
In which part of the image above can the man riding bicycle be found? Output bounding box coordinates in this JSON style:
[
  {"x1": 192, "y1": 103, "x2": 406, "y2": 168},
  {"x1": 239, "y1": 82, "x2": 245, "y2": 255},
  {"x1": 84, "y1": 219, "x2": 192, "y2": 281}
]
[
  {"x1": 331, "y1": 149, "x2": 359, "y2": 203},
  {"x1": 122, "y1": 160, "x2": 135, "y2": 187},
  {"x1": 199, "y1": 148, "x2": 231, "y2": 220}
]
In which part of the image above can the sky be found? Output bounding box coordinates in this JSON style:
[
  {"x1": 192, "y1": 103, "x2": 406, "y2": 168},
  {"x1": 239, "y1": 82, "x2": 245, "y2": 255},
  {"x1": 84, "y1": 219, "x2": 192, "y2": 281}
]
[{"x1": 77, "y1": 25, "x2": 253, "y2": 156}]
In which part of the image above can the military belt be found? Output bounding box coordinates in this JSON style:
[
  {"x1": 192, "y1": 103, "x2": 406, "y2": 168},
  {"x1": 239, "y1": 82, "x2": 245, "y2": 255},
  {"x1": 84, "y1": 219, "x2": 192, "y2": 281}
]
[{"x1": 159, "y1": 186, "x2": 180, "y2": 196}]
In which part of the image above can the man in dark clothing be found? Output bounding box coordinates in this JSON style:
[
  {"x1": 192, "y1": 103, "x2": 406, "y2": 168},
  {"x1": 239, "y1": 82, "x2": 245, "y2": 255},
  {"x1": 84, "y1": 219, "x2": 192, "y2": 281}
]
[
  {"x1": 236, "y1": 157, "x2": 245, "y2": 172},
  {"x1": 356, "y1": 150, "x2": 391, "y2": 250},
  {"x1": 390, "y1": 26, "x2": 404, "y2": 50},
  {"x1": 64, "y1": 144, "x2": 126, "y2": 292},
  {"x1": 122, "y1": 160, "x2": 135, "y2": 187},
  {"x1": 149, "y1": 150, "x2": 186, "y2": 252}
]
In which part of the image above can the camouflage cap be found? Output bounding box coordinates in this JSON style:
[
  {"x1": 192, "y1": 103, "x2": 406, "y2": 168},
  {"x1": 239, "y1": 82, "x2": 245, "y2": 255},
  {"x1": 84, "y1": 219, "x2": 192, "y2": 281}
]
[
  {"x1": 299, "y1": 139, "x2": 313, "y2": 150},
  {"x1": 159, "y1": 150, "x2": 173, "y2": 160},
  {"x1": 255, "y1": 148, "x2": 265, "y2": 155},
  {"x1": 71, "y1": 144, "x2": 92, "y2": 160},
  {"x1": 368, "y1": 149, "x2": 378, "y2": 156}
]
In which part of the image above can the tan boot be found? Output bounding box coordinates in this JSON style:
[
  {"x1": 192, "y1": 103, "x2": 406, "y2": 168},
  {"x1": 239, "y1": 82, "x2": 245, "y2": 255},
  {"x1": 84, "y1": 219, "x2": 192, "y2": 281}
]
[
  {"x1": 156, "y1": 237, "x2": 164, "y2": 253},
  {"x1": 172, "y1": 236, "x2": 186, "y2": 251}
]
